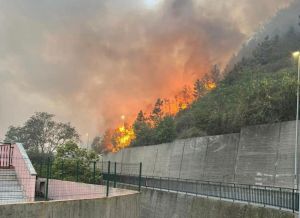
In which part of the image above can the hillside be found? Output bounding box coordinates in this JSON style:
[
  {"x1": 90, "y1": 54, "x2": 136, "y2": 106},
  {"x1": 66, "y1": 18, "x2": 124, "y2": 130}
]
[
  {"x1": 176, "y1": 27, "x2": 300, "y2": 138},
  {"x1": 129, "y1": 26, "x2": 300, "y2": 147}
]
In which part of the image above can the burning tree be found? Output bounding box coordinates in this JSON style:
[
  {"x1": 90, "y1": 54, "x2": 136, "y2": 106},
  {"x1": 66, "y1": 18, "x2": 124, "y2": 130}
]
[
  {"x1": 101, "y1": 64, "x2": 220, "y2": 151},
  {"x1": 112, "y1": 123, "x2": 136, "y2": 151}
]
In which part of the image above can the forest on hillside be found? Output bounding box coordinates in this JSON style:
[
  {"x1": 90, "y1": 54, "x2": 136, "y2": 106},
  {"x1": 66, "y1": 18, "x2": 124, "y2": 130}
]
[{"x1": 123, "y1": 27, "x2": 300, "y2": 148}]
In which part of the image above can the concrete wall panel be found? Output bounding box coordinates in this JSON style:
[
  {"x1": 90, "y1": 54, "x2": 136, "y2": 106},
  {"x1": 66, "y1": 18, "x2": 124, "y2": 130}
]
[
  {"x1": 180, "y1": 137, "x2": 208, "y2": 180},
  {"x1": 168, "y1": 140, "x2": 185, "y2": 178},
  {"x1": 142, "y1": 146, "x2": 158, "y2": 177},
  {"x1": 153, "y1": 143, "x2": 172, "y2": 178},
  {"x1": 203, "y1": 134, "x2": 240, "y2": 183},
  {"x1": 120, "y1": 148, "x2": 145, "y2": 175},
  {"x1": 276, "y1": 121, "x2": 296, "y2": 187},
  {"x1": 235, "y1": 123, "x2": 280, "y2": 186},
  {"x1": 121, "y1": 148, "x2": 137, "y2": 175}
]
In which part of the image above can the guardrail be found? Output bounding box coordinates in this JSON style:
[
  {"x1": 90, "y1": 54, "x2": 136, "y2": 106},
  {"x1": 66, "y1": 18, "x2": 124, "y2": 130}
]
[
  {"x1": 34, "y1": 160, "x2": 142, "y2": 200},
  {"x1": 103, "y1": 174, "x2": 299, "y2": 213},
  {"x1": 0, "y1": 143, "x2": 13, "y2": 168}
]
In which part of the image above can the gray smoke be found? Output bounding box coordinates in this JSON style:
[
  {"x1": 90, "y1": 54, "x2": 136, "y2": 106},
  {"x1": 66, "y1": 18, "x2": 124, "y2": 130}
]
[{"x1": 0, "y1": 0, "x2": 293, "y2": 138}]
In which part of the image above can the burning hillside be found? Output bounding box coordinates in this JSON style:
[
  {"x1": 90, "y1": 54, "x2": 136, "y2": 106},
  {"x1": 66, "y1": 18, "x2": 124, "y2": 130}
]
[
  {"x1": 0, "y1": 0, "x2": 292, "y2": 142},
  {"x1": 103, "y1": 76, "x2": 217, "y2": 152}
]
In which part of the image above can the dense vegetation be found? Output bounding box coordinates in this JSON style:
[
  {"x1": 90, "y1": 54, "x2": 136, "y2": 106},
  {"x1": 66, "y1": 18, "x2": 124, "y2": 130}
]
[
  {"x1": 5, "y1": 112, "x2": 80, "y2": 153},
  {"x1": 4, "y1": 113, "x2": 99, "y2": 183},
  {"x1": 37, "y1": 141, "x2": 99, "y2": 183},
  {"x1": 130, "y1": 27, "x2": 300, "y2": 147},
  {"x1": 4, "y1": 29, "x2": 300, "y2": 153}
]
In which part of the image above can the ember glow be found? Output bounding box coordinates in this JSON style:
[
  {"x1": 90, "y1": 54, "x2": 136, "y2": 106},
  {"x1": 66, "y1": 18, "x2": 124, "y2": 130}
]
[
  {"x1": 109, "y1": 123, "x2": 135, "y2": 152},
  {"x1": 205, "y1": 82, "x2": 217, "y2": 91},
  {"x1": 117, "y1": 125, "x2": 135, "y2": 147},
  {"x1": 106, "y1": 81, "x2": 218, "y2": 152},
  {"x1": 162, "y1": 86, "x2": 195, "y2": 115}
]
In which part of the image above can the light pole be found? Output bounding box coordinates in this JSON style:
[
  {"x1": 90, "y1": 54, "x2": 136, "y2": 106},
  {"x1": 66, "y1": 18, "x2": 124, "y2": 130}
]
[
  {"x1": 86, "y1": 133, "x2": 89, "y2": 149},
  {"x1": 293, "y1": 51, "x2": 300, "y2": 191},
  {"x1": 293, "y1": 51, "x2": 300, "y2": 216}
]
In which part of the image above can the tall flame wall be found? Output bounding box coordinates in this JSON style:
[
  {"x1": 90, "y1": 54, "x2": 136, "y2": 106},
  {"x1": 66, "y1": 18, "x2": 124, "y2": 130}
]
[{"x1": 103, "y1": 120, "x2": 299, "y2": 188}]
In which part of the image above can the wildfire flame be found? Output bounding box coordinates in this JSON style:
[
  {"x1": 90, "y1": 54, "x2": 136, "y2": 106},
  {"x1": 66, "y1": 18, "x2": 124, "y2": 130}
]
[
  {"x1": 105, "y1": 82, "x2": 217, "y2": 153},
  {"x1": 205, "y1": 81, "x2": 217, "y2": 90},
  {"x1": 112, "y1": 124, "x2": 136, "y2": 152},
  {"x1": 163, "y1": 85, "x2": 195, "y2": 115}
]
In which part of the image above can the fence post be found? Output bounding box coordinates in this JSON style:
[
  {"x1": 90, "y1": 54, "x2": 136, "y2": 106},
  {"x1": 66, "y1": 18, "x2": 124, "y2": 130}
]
[
  {"x1": 233, "y1": 183, "x2": 236, "y2": 202},
  {"x1": 40, "y1": 160, "x2": 43, "y2": 177},
  {"x1": 297, "y1": 190, "x2": 299, "y2": 212},
  {"x1": 93, "y1": 161, "x2": 96, "y2": 184},
  {"x1": 49, "y1": 157, "x2": 52, "y2": 179},
  {"x1": 9, "y1": 144, "x2": 12, "y2": 167},
  {"x1": 45, "y1": 157, "x2": 50, "y2": 200},
  {"x1": 159, "y1": 177, "x2": 162, "y2": 190},
  {"x1": 219, "y1": 182, "x2": 222, "y2": 200},
  {"x1": 106, "y1": 161, "x2": 111, "y2": 197},
  {"x1": 76, "y1": 160, "x2": 79, "y2": 182},
  {"x1": 293, "y1": 189, "x2": 295, "y2": 213},
  {"x1": 264, "y1": 186, "x2": 266, "y2": 207},
  {"x1": 249, "y1": 185, "x2": 251, "y2": 203},
  {"x1": 61, "y1": 159, "x2": 64, "y2": 180},
  {"x1": 138, "y1": 162, "x2": 142, "y2": 192},
  {"x1": 114, "y1": 162, "x2": 117, "y2": 188},
  {"x1": 279, "y1": 187, "x2": 282, "y2": 210}
]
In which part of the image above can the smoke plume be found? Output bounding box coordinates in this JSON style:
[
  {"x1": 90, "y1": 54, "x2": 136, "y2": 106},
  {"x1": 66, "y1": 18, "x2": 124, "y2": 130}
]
[{"x1": 0, "y1": 0, "x2": 293, "y2": 138}]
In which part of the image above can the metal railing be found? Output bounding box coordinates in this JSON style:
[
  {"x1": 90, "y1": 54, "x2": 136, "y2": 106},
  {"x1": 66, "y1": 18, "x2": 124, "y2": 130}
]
[
  {"x1": 34, "y1": 160, "x2": 143, "y2": 200},
  {"x1": 0, "y1": 143, "x2": 14, "y2": 168},
  {"x1": 103, "y1": 174, "x2": 299, "y2": 213},
  {"x1": 102, "y1": 162, "x2": 143, "y2": 192}
]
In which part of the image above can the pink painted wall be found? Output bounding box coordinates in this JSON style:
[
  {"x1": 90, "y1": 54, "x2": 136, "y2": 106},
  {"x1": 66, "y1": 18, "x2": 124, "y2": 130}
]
[{"x1": 12, "y1": 144, "x2": 36, "y2": 202}]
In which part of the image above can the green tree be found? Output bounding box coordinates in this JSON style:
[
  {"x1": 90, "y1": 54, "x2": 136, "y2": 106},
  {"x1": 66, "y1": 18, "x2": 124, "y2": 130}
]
[
  {"x1": 193, "y1": 79, "x2": 206, "y2": 98},
  {"x1": 51, "y1": 141, "x2": 99, "y2": 183},
  {"x1": 153, "y1": 116, "x2": 176, "y2": 144},
  {"x1": 91, "y1": 136, "x2": 104, "y2": 154},
  {"x1": 4, "y1": 126, "x2": 27, "y2": 145},
  {"x1": 210, "y1": 64, "x2": 221, "y2": 83},
  {"x1": 5, "y1": 112, "x2": 80, "y2": 153},
  {"x1": 132, "y1": 111, "x2": 154, "y2": 146},
  {"x1": 150, "y1": 98, "x2": 164, "y2": 125}
]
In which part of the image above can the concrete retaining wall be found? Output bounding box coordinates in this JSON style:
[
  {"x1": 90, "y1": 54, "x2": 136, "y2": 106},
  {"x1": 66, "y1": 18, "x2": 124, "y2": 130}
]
[
  {"x1": 139, "y1": 188, "x2": 294, "y2": 218},
  {"x1": 0, "y1": 192, "x2": 140, "y2": 218},
  {"x1": 104, "y1": 121, "x2": 299, "y2": 188}
]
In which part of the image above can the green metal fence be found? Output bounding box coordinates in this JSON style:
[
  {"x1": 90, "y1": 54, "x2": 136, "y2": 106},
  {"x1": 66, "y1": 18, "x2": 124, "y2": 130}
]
[
  {"x1": 32, "y1": 158, "x2": 143, "y2": 200},
  {"x1": 101, "y1": 161, "x2": 143, "y2": 192},
  {"x1": 34, "y1": 157, "x2": 299, "y2": 212},
  {"x1": 102, "y1": 174, "x2": 299, "y2": 213}
]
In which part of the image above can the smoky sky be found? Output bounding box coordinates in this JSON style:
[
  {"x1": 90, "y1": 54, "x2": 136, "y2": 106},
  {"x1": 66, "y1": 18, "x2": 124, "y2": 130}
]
[{"x1": 0, "y1": 0, "x2": 293, "y2": 139}]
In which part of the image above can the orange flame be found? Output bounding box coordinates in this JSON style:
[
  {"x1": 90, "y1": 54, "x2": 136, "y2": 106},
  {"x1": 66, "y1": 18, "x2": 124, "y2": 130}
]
[
  {"x1": 162, "y1": 85, "x2": 195, "y2": 115},
  {"x1": 205, "y1": 81, "x2": 217, "y2": 90},
  {"x1": 111, "y1": 124, "x2": 136, "y2": 152},
  {"x1": 105, "y1": 83, "x2": 217, "y2": 153}
]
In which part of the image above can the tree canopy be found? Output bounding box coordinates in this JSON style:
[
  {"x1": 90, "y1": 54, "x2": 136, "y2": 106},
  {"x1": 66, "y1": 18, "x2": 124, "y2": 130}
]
[
  {"x1": 129, "y1": 28, "x2": 300, "y2": 147},
  {"x1": 5, "y1": 112, "x2": 80, "y2": 153}
]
